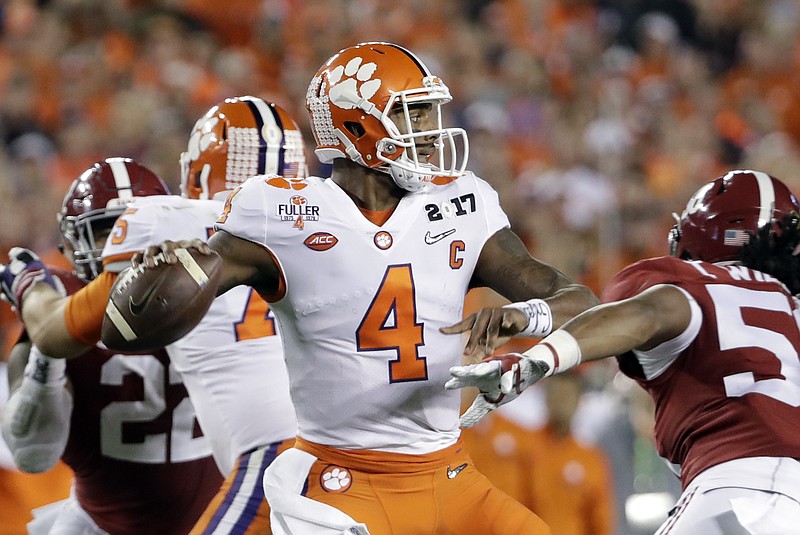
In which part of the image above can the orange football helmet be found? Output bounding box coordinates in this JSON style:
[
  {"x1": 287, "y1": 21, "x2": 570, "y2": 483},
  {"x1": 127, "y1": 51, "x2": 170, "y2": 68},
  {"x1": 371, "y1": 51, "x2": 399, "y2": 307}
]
[
  {"x1": 180, "y1": 96, "x2": 307, "y2": 200},
  {"x1": 306, "y1": 42, "x2": 468, "y2": 191}
]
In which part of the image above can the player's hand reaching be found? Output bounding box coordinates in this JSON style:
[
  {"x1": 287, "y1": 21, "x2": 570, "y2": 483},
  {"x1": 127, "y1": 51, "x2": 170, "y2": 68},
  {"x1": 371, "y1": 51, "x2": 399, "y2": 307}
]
[
  {"x1": 0, "y1": 247, "x2": 65, "y2": 312},
  {"x1": 440, "y1": 306, "x2": 529, "y2": 363},
  {"x1": 132, "y1": 239, "x2": 211, "y2": 268},
  {"x1": 445, "y1": 353, "x2": 550, "y2": 428}
]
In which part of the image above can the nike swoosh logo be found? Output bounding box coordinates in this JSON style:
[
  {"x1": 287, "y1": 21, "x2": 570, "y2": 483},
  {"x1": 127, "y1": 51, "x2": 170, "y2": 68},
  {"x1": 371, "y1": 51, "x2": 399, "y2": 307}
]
[
  {"x1": 128, "y1": 270, "x2": 170, "y2": 316},
  {"x1": 447, "y1": 463, "x2": 468, "y2": 479},
  {"x1": 424, "y1": 229, "x2": 456, "y2": 245}
]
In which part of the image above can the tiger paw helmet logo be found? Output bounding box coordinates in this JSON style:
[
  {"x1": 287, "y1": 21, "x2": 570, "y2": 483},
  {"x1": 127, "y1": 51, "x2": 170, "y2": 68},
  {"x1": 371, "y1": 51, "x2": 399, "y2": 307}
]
[
  {"x1": 327, "y1": 57, "x2": 382, "y2": 111},
  {"x1": 185, "y1": 116, "x2": 218, "y2": 161},
  {"x1": 320, "y1": 465, "x2": 352, "y2": 493}
]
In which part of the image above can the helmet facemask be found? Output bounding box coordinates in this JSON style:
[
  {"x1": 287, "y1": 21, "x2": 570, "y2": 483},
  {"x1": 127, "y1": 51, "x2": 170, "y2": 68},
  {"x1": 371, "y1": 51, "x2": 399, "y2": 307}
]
[
  {"x1": 375, "y1": 79, "x2": 468, "y2": 192},
  {"x1": 59, "y1": 209, "x2": 123, "y2": 282},
  {"x1": 59, "y1": 157, "x2": 171, "y2": 282}
]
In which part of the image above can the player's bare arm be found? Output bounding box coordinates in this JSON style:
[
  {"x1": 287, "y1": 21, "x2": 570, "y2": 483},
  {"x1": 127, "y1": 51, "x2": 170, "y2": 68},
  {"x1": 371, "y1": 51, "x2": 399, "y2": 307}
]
[
  {"x1": 447, "y1": 284, "x2": 691, "y2": 427},
  {"x1": 20, "y1": 286, "x2": 89, "y2": 358},
  {"x1": 207, "y1": 230, "x2": 281, "y2": 299},
  {"x1": 562, "y1": 283, "x2": 692, "y2": 359},
  {"x1": 0, "y1": 248, "x2": 88, "y2": 358},
  {"x1": 132, "y1": 231, "x2": 281, "y2": 299},
  {"x1": 441, "y1": 228, "x2": 599, "y2": 360}
]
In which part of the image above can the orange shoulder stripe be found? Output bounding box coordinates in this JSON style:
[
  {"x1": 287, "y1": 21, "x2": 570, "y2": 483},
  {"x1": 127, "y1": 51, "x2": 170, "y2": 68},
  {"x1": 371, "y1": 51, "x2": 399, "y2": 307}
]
[
  {"x1": 64, "y1": 271, "x2": 117, "y2": 345},
  {"x1": 102, "y1": 251, "x2": 136, "y2": 267}
]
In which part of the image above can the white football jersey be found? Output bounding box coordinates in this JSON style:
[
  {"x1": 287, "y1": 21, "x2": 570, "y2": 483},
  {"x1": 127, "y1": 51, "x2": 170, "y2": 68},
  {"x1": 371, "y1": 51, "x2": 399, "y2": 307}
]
[
  {"x1": 216, "y1": 174, "x2": 509, "y2": 454},
  {"x1": 102, "y1": 195, "x2": 297, "y2": 474}
]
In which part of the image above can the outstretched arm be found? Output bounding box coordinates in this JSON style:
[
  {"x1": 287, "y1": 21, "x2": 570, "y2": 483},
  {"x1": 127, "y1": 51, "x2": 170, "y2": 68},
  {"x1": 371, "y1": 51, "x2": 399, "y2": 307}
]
[
  {"x1": 0, "y1": 248, "x2": 93, "y2": 358},
  {"x1": 560, "y1": 284, "x2": 692, "y2": 360},
  {"x1": 448, "y1": 284, "x2": 692, "y2": 427},
  {"x1": 474, "y1": 228, "x2": 599, "y2": 323},
  {"x1": 20, "y1": 286, "x2": 90, "y2": 358},
  {"x1": 441, "y1": 228, "x2": 599, "y2": 360},
  {"x1": 133, "y1": 230, "x2": 280, "y2": 300}
]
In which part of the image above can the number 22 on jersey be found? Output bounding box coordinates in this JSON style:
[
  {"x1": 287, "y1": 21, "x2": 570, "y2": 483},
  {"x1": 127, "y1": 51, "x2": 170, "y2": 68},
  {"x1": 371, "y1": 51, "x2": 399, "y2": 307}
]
[{"x1": 356, "y1": 264, "x2": 428, "y2": 382}]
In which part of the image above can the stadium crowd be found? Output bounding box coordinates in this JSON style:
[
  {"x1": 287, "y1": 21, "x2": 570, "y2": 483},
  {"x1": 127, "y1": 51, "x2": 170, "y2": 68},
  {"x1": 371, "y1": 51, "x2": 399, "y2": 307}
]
[{"x1": 2, "y1": 0, "x2": 799, "y2": 534}]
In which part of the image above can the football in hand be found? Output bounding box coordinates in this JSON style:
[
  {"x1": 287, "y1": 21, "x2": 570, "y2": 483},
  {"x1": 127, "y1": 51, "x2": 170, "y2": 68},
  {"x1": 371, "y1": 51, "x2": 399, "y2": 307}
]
[{"x1": 101, "y1": 248, "x2": 223, "y2": 352}]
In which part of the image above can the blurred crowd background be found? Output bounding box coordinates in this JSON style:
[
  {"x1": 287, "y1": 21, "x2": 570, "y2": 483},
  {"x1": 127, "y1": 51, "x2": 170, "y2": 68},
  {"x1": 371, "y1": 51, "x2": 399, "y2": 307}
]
[{"x1": 2, "y1": 0, "x2": 799, "y2": 533}]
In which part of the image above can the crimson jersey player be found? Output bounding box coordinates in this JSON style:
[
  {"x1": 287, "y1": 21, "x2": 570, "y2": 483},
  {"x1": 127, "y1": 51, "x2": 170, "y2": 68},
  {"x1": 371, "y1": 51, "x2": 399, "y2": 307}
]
[
  {"x1": 55, "y1": 269, "x2": 221, "y2": 534},
  {"x1": 449, "y1": 170, "x2": 800, "y2": 534},
  {"x1": 2, "y1": 159, "x2": 221, "y2": 534},
  {"x1": 607, "y1": 256, "x2": 800, "y2": 488}
]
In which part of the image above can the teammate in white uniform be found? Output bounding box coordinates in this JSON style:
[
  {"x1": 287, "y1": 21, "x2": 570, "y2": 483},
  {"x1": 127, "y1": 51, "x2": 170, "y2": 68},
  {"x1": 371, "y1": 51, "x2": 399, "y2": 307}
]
[
  {"x1": 135, "y1": 42, "x2": 598, "y2": 534},
  {"x1": 2, "y1": 97, "x2": 305, "y2": 534},
  {"x1": 103, "y1": 195, "x2": 297, "y2": 475},
  {"x1": 448, "y1": 170, "x2": 800, "y2": 535}
]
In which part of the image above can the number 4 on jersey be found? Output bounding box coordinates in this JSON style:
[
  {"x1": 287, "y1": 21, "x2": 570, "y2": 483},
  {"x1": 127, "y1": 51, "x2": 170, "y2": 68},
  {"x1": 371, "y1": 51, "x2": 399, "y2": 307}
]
[
  {"x1": 357, "y1": 264, "x2": 428, "y2": 382},
  {"x1": 235, "y1": 289, "x2": 276, "y2": 341}
]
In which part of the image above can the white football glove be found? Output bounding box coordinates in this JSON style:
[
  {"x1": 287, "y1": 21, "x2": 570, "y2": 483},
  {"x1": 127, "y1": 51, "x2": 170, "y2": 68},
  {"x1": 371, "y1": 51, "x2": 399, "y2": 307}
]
[
  {"x1": 446, "y1": 354, "x2": 550, "y2": 428},
  {"x1": 1, "y1": 347, "x2": 72, "y2": 473}
]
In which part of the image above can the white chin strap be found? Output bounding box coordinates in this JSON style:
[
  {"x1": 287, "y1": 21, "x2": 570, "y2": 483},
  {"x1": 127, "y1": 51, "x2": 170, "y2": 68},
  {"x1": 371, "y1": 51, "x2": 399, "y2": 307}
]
[
  {"x1": 378, "y1": 128, "x2": 469, "y2": 192},
  {"x1": 386, "y1": 163, "x2": 434, "y2": 192}
]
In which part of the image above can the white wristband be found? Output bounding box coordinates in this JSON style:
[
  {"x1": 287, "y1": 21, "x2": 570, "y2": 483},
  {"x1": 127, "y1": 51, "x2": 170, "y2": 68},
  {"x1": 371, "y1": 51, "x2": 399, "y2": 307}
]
[
  {"x1": 24, "y1": 346, "x2": 67, "y2": 387},
  {"x1": 503, "y1": 298, "x2": 553, "y2": 338},
  {"x1": 521, "y1": 330, "x2": 581, "y2": 377}
]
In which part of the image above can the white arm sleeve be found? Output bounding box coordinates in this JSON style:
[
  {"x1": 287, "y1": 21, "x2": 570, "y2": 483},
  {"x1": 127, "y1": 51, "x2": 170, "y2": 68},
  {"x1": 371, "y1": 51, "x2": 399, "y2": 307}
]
[
  {"x1": 632, "y1": 286, "x2": 702, "y2": 380},
  {"x1": 1, "y1": 346, "x2": 73, "y2": 473}
]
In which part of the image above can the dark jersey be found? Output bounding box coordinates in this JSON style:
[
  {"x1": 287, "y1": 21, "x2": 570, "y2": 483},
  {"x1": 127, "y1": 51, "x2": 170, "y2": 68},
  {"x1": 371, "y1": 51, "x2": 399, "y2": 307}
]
[
  {"x1": 54, "y1": 269, "x2": 222, "y2": 534},
  {"x1": 602, "y1": 256, "x2": 800, "y2": 487}
]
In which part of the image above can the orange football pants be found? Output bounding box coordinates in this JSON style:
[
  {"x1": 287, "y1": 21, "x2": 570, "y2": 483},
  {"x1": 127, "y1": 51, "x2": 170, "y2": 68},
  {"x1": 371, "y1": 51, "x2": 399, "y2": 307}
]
[{"x1": 295, "y1": 436, "x2": 551, "y2": 535}]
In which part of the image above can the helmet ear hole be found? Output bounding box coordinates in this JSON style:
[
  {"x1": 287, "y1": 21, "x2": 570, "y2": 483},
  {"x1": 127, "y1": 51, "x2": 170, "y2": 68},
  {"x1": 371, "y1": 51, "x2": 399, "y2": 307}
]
[{"x1": 344, "y1": 121, "x2": 365, "y2": 138}]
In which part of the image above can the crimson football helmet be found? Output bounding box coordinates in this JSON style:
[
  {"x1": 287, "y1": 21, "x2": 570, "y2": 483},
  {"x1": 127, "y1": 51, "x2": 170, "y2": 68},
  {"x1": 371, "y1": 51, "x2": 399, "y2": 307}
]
[
  {"x1": 180, "y1": 96, "x2": 307, "y2": 200},
  {"x1": 306, "y1": 41, "x2": 468, "y2": 192},
  {"x1": 59, "y1": 158, "x2": 171, "y2": 281},
  {"x1": 669, "y1": 170, "x2": 800, "y2": 263}
]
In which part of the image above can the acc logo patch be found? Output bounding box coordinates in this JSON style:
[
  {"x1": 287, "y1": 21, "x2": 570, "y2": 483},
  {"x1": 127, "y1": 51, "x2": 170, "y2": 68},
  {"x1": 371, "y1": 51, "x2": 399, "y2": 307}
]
[
  {"x1": 304, "y1": 232, "x2": 338, "y2": 251},
  {"x1": 320, "y1": 465, "x2": 352, "y2": 493}
]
